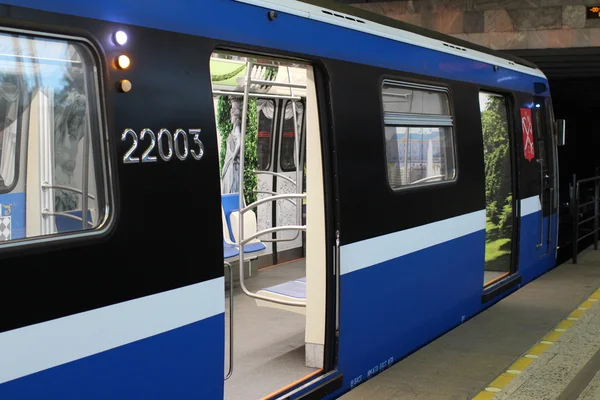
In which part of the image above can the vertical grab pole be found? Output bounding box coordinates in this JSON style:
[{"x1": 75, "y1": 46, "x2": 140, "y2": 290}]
[
  {"x1": 287, "y1": 67, "x2": 302, "y2": 230},
  {"x1": 571, "y1": 174, "x2": 579, "y2": 264},
  {"x1": 224, "y1": 261, "x2": 234, "y2": 380},
  {"x1": 595, "y1": 178, "x2": 599, "y2": 250},
  {"x1": 238, "y1": 62, "x2": 252, "y2": 282},
  {"x1": 80, "y1": 65, "x2": 93, "y2": 231},
  {"x1": 537, "y1": 158, "x2": 544, "y2": 248}
]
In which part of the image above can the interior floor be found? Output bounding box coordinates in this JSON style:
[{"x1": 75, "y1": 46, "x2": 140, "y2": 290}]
[
  {"x1": 224, "y1": 258, "x2": 317, "y2": 400},
  {"x1": 484, "y1": 270, "x2": 507, "y2": 285}
]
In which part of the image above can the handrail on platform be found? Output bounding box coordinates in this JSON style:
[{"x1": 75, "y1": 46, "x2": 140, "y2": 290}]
[{"x1": 571, "y1": 172, "x2": 600, "y2": 263}]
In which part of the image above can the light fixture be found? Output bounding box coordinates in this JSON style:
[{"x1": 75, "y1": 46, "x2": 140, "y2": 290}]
[
  {"x1": 119, "y1": 79, "x2": 132, "y2": 93},
  {"x1": 117, "y1": 55, "x2": 130, "y2": 69},
  {"x1": 114, "y1": 30, "x2": 127, "y2": 46}
]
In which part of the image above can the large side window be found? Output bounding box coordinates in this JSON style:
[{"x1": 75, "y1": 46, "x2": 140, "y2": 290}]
[
  {"x1": 280, "y1": 100, "x2": 303, "y2": 172},
  {"x1": 257, "y1": 99, "x2": 275, "y2": 171},
  {"x1": 382, "y1": 80, "x2": 456, "y2": 189},
  {"x1": 0, "y1": 32, "x2": 110, "y2": 244}
]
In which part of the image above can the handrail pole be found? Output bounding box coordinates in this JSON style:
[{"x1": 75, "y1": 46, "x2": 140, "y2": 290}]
[
  {"x1": 78, "y1": 62, "x2": 92, "y2": 231},
  {"x1": 238, "y1": 61, "x2": 252, "y2": 286},
  {"x1": 41, "y1": 184, "x2": 96, "y2": 200},
  {"x1": 253, "y1": 190, "x2": 297, "y2": 206},
  {"x1": 240, "y1": 225, "x2": 306, "y2": 246},
  {"x1": 212, "y1": 90, "x2": 301, "y2": 101},
  {"x1": 595, "y1": 178, "x2": 599, "y2": 250},
  {"x1": 240, "y1": 193, "x2": 306, "y2": 214},
  {"x1": 547, "y1": 187, "x2": 554, "y2": 249},
  {"x1": 253, "y1": 170, "x2": 296, "y2": 186},
  {"x1": 286, "y1": 67, "x2": 303, "y2": 229},
  {"x1": 572, "y1": 174, "x2": 579, "y2": 263},
  {"x1": 224, "y1": 261, "x2": 234, "y2": 380},
  {"x1": 537, "y1": 158, "x2": 544, "y2": 249},
  {"x1": 42, "y1": 210, "x2": 93, "y2": 225},
  {"x1": 249, "y1": 79, "x2": 306, "y2": 89}
]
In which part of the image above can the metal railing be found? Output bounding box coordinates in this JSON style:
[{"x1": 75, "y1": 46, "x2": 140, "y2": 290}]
[
  {"x1": 571, "y1": 173, "x2": 600, "y2": 263},
  {"x1": 224, "y1": 261, "x2": 233, "y2": 380}
]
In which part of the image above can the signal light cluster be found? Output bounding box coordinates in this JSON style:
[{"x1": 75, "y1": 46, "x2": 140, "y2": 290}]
[{"x1": 113, "y1": 30, "x2": 132, "y2": 93}]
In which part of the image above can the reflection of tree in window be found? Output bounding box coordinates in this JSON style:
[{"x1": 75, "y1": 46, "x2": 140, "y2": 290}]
[{"x1": 53, "y1": 56, "x2": 87, "y2": 212}]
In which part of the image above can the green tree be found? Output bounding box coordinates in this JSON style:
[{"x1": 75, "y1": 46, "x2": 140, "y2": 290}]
[
  {"x1": 215, "y1": 95, "x2": 258, "y2": 206},
  {"x1": 481, "y1": 96, "x2": 512, "y2": 228},
  {"x1": 212, "y1": 60, "x2": 278, "y2": 206}
]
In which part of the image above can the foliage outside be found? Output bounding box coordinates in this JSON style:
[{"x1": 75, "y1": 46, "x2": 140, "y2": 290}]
[
  {"x1": 212, "y1": 60, "x2": 278, "y2": 206},
  {"x1": 216, "y1": 95, "x2": 258, "y2": 206},
  {"x1": 481, "y1": 95, "x2": 513, "y2": 272}
]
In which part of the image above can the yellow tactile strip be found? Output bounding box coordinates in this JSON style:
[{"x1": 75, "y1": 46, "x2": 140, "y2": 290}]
[{"x1": 471, "y1": 287, "x2": 600, "y2": 400}]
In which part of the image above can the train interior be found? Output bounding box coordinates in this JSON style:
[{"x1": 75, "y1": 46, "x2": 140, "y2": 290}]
[{"x1": 210, "y1": 51, "x2": 327, "y2": 399}]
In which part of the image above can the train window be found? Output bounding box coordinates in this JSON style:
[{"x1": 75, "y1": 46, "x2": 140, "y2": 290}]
[
  {"x1": 257, "y1": 99, "x2": 275, "y2": 171},
  {"x1": 381, "y1": 80, "x2": 456, "y2": 189},
  {"x1": 280, "y1": 100, "x2": 303, "y2": 172},
  {"x1": 0, "y1": 32, "x2": 110, "y2": 245}
]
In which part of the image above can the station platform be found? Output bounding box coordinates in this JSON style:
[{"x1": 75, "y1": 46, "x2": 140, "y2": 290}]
[{"x1": 339, "y1": 245, "x2": 600, "y2": 400}]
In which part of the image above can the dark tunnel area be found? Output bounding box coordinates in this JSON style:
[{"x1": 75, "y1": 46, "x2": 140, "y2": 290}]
[{"x1": 507, "y1": 48, "x2": 600, "y2": 264}]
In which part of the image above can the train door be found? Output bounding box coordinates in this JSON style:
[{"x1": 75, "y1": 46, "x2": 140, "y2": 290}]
[
  {"x1": 210, "y1": 51, "x2": 336, "y2": 400},
  {"x1": 479, "y1": 92, "x2": 517, "y2": 287},
  {"x1": 533, "y1": 96, "x2": 558, "y2": 256}
]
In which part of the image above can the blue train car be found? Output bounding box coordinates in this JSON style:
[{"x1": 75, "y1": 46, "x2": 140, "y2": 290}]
[{"x1": 0, "y1": 0, "x2": 562, "y2": 399}]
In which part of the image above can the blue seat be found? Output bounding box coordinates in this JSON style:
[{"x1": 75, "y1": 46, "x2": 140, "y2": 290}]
[
  {"x1": 221, "y1": 193, "x2": 240, "y2": 244},
  {"x1": 221, "y1": 192, "x2": 266, "y2": 255},
  {"x1": 55, "y1": 210, "x2": 93, "y2": 233},
  {"x1": 223, "y1": 240, "x2": 239, "y2": 261}
]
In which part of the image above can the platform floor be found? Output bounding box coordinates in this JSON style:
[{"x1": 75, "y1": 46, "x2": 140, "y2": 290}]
[
  {"x1": 340, "y1": 246, "x2": 600, "y2": 400},
  {"x1": 224, "y1": 258, "x2": 317, "y2": 400}
]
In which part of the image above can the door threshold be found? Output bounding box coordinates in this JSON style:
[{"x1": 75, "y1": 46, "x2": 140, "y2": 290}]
[
  {"x1": 481, "y1": 272, "x2": 522, "y2": 304},
  {"x1": 271, "y1": 370, "x2": 343, "y2": 400}
]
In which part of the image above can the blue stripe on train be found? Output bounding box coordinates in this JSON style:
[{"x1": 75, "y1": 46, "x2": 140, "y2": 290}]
[
  {"x1": 0, "y1": 313, "x2": 224, "y2": 400},
  {"x1": 1, "y1": 0, "x2": 546, "y2": 93},
  {"x1": 329, "y1": 210, "x2": 557, "y2": 397},
  {"x1": 333, "y1": 229, "x2": 486, "y2": 396},
  {"x1": 518, "y1": 211, "x2": 558, "y2": 282}
]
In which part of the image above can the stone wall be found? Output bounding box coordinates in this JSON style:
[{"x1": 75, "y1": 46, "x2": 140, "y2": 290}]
[{"x1": 351, "y1": 0, "x2": 600, "y2": 49}]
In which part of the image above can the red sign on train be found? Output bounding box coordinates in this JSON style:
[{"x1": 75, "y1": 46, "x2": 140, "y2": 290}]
[{"x1": 520, "y1": 108, "x2": 535, "y2": 162}]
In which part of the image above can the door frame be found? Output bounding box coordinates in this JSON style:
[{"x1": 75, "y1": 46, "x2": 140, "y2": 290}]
[
  {"x1": 211, "y1": 45, "x2": 341, "y2": 399},
  {"x1": 478, "y1": 88, "x2": 522, "y2": 289}
]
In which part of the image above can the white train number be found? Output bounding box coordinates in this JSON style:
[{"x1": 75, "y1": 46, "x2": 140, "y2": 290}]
[{"x1": 122, "y1": 128, "x2": 204, "y2": 164}]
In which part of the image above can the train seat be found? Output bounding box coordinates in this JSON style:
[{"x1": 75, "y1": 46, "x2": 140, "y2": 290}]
[
  {"x1": 255, "y1": 277, "x2": 307, "y2": 315},
  {"x1": 221, "y1": 193, "x2": 266, "y2": 256},
  {"x1": 223, "y1": 240, "x2": 239, "y2": 261},
  {"x1": 54, "y1": 209, "x2": 93, "y2": 233},
  {"x1": 222, "y1": 208, "x2": 240, "y2": 261}
]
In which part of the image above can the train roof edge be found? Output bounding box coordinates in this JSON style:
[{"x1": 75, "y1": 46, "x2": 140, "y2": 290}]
[{"x1": 233, "y1": 0, "x2": 546, "y2": 80}]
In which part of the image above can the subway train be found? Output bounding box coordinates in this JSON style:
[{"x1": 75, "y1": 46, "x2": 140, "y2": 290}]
[{"x1": 0, "y1": 0, "x2": 564, "y2": 399}]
